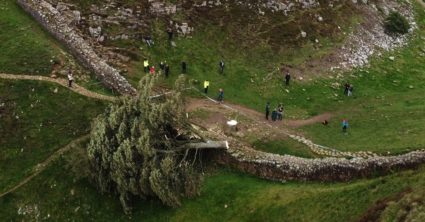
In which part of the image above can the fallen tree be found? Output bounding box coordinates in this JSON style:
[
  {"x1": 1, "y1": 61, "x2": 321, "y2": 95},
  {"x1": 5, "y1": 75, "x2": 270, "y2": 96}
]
[{"x1": 87, "y1": 75, "x2": 226, "y2": 213}]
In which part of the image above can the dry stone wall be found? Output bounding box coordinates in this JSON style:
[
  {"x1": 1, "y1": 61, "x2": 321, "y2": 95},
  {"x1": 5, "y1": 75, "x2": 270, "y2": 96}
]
[
  {"x1": 17, "y1": 0, "x2": 136, "y2": 95},
  {"x1": 214, "y1": 146, "x2": 425, "y2": 182}
]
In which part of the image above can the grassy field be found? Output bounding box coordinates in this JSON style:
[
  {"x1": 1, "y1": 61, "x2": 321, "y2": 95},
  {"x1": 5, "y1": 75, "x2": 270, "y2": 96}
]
[
  {"x1": 1, "y1": 0, "x2": 425, "y2": 221},
  {"x1": 115, "y1": 1, "x2": 425, "y2": 154},
  {"x1": 0, "y1": 0, "x2": 61, "y2": 75},
  {"x1": 251, "y1": 139, "x2": 319, "y2": 158},
  {"x1": 0, "y1": 80, "x2": 106, "y2": 193},
  {"x1": 1, "y1": 153, "x2": 425, "y2": 221}
]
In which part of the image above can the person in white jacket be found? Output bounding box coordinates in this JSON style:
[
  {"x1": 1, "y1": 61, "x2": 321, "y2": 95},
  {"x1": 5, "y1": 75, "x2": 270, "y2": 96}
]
[{"x1": 67, "y1": 71, "x2": 74, "y2": 88}]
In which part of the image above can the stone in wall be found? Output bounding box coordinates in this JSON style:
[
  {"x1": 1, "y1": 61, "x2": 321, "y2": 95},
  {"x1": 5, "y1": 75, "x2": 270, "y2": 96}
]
[{"x1": 17, "y1": 0, "x2": 136, "y2": 95}]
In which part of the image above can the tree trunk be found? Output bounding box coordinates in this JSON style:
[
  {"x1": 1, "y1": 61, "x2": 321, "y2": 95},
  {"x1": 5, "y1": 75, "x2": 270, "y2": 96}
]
[
  {"x1": 181, "y1": 141, "x2": 229, "y2": 150},
  {"x1": 155, "y1": 141, "x2": 229, "y2": 153}
]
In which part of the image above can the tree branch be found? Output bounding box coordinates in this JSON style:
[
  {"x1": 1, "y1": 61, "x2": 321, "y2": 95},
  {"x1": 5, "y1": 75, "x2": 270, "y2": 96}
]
[{"x1": 154, "y1": 141, "x2": 229, "y2": 153}]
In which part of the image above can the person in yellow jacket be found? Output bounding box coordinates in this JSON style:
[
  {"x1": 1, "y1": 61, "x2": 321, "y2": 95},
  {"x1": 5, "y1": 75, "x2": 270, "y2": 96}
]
[
  {"x1": 143, "y1": 58, "x2": 149, "y2": 73},
  {"x1": 204, "y1": 80, "x2": 210, "y2": 94}
]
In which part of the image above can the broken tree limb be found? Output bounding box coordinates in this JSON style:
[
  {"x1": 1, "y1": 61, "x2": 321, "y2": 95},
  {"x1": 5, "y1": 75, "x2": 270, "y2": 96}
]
[
  {"x1": 181, "y1": 141, "x2": 229, "y2": 150},
  {"x1": 155, "y1": 141, "x2": 229, "y2": 153}
]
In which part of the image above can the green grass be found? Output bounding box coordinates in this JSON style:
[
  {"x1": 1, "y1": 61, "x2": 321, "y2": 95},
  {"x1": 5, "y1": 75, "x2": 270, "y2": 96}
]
[
  {"x1": 0, "y1": 1, "x2": 61, "y2": 75},
  {"x1": 128, "y1": 1, "x2": 425, "y2": 154},
  {"x1": 296, "y1": 3, "x2": 425, "y2": 154},
  {"x1": 252, "y1": 139, "x2": 319, "y2": 158},
  {"x1": 0, "y1": 80, "x2": 107, "y2": 193},
  {"x1": 110, "y1": 1, "x2": 425, "y2": 154},
  {"x1": 1, "y1": 1, "x2": 425, "y2": 221},
  {"x1": 2, "y1": 155, "x2": 425, "y2": 222}
]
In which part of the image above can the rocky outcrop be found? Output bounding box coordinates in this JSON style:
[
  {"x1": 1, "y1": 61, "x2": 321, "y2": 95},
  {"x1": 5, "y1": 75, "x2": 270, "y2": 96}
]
[{"x1": 17, "y1": 0, "x2": 136, "y2": 95}]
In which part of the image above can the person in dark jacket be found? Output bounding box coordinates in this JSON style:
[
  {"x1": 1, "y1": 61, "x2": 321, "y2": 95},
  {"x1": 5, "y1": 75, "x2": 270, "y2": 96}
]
[
  {"x1": 344, "y1": 83, "x2": 350, "y2": 95},
  {"x1": 159, "y1": 61, "x2": 165, "y2": 71},
  {"x1": 271, "y1": 109, "x2": 278, "y2": 121},
  {"x1": 164, "y1": 65, "x2": 170, "y2": 78},
  {"x1": 219, "y1": 60, "x2": 225, "y2": 74},
  {"x1": 265, "y1": 102, "x2": 270, "y2": 120},
  {"x1": 167, "y1": 28, "x2": 173, "y2": 41},
  {"x1": 181, "y1": 61, "x2": 187, "y2": 74},
  {"x1": 285, "y1": 72, "x2": 291, "y2": 86},
  {"x1": 217, "y1": 88, "x2": 224, "y2": 103}
]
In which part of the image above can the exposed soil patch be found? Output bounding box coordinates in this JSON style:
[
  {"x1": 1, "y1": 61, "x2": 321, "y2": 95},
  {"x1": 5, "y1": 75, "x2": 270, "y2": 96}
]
[{"x1": 187, "y1": 98, "x2": 333, "y2": 128}]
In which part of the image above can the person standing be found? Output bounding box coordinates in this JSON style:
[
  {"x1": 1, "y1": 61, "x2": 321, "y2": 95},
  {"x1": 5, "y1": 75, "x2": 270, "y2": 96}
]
[
  {"x1": 159, "y1": 61, "x2": 165, "y2": 71},
  {"x1": 265, "y1": 102, "x2": 270, "y2": 120},
  {"x1": 143, "y1": 58, "x2": 149, "y2": 73},
  {"x1": 67, "y1": 71, "x2": 74, "y2": 88},
  {"x1": 347, "y1": 85, "x2": 354, "y2": 97},
  {"x1": 344, "y1": 83, "x2": 350, "y2": 96},
  {"x1": 277, "y1": 104, "x2": 284, "y2": 120},
  {"x1": 271, "y1": 109, "x2": 278, "y2": 121},
  {"x1": 204, "y1": 80, "x2": 210, "y2": 94},
  {"x1": 144, "y1": 36, "x2": 154, "y2": 47},
  {"x1": 164, "y1": 64, "x2": 170, "y2": 78},
  {"x1": 219, "y1": 60, "x2": 225, "y2": 74},
  {"x1": 217, "y1": 88, "x2": 224, "y2": 103},
  {"x1": 167, "y1": 28, "x2": 173, "y2": 41},
  {"x1": 285, "y1": 72, "x2": 291, "y2": 86},
  {"x1": 150, "y1": 66, "x2": 155, "y2": 75},
  {"x1": 181, "y1": 61, "x2": 187, "y2": 74},
  {"x1": 342, "y1": 119, "x2": 349, "y2": 133}
]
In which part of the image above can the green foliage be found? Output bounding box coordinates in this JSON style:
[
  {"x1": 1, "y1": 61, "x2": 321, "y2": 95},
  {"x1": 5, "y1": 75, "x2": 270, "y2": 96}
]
[
  {"x1": 384, "y1": 11, "x2": 411, "y2": 35},
  {"x1": 87, "y1": 75, "x2": 202, "y2": 213}
]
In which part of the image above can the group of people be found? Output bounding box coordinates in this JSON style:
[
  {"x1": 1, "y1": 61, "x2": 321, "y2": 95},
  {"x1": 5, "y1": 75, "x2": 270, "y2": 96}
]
[
  {"x1": 93, "y1": 26, "x2": 358, "y2": 134},
  {"x1": 143, "y1": 58, "x2": 171, "y2": 77},
  {"x1": 265, "y1": 102, "x2": 285, "y2": 121}
]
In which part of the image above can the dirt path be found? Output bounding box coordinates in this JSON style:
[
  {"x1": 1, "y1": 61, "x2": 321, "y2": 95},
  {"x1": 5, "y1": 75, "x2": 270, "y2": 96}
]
[
  {"x1": 187, "y1": 98, "x2": 332, "y2": 128},
  {"x1": 0, "y1": 135, "x2": 89, "y2": 199},
  {"x1": 0, "y1": 73, "x2": 116, "y2": 102},
  {"x1": 187, "y1": 95, "x2": 377, "y2": 159}
]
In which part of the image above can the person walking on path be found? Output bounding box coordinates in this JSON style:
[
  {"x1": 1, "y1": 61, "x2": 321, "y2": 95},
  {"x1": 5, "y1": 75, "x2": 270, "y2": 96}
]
[
  {"x1": 144, "y1": 58, "x2": 149, "y2": 73},
  {"x1": 204, "y1": 80, "x2": 210, "y2": 94},
  {"x1": 219, "y1": 60, "x2": 225, "y2": 74},
  {"x1": 217, "y1": 88, "x2": 224, "y2": 103},
  {"x1": 181, "y1": 61, "x2": 187, "y2": 74},
  {"x1": 342, "y1": 119, "x2": 349, "y2": 133},
  {"x1": 285, "y1": 72, "x2": 291, "y2": 86},
  {"x1": 164, "y1": 64, "x2": 170, "y2": 78},
  {"x1": 265, "y1": 102, "x2": 271, "y2": 120},
  {"x1": 150, "y1": 66, "x2": 155, "y2": 75},
  {"x1": 67, "y1": 71, "x2": 74, "y2": 88}
]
